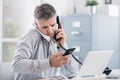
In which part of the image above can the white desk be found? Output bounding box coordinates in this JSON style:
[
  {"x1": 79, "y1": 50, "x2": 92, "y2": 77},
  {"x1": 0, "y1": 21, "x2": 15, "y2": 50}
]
[
  {"x1": 83, "y1": 70, "x2": 120, "y2": 80},
  {"x1": 38, "y1": 69, "x2": 120, "y2": 80}
]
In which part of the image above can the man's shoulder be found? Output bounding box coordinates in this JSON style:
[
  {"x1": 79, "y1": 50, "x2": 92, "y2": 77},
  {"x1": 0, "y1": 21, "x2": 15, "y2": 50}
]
[
  {"x1": 29, "y1": 29, "x2": 39, "y2": 34},
  {"x1": 17, "y1": 29, "x2": 43, "y2": 46},
  {"x1": 26, "y1": 29, "x2": 41, "y2": 37},
  {"x1": 20, "y1": 29, "x2": 42, "y2": 40}
]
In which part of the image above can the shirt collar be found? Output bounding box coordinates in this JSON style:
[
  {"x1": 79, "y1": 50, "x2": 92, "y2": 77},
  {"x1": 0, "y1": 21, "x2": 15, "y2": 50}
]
[{"x1": 35, "y1": 28, "x2": 51, "y2": 42}]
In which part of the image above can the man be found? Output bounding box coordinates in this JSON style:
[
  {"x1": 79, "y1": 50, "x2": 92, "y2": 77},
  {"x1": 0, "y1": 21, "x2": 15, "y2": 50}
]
[{"x1": 12, "y1": 3, "x2": 76, "y2": 80}]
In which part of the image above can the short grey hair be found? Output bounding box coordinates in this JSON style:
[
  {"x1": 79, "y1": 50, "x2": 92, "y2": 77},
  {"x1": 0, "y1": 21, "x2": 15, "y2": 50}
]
[{"x1": 34, "y1": 3, "x2": 56, "y2": 20}]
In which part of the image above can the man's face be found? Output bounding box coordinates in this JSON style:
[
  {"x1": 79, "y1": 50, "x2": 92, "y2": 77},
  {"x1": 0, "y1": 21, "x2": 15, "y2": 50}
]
[{"x1": 35, "y1": 16, "x2": 57, "y2": 39}]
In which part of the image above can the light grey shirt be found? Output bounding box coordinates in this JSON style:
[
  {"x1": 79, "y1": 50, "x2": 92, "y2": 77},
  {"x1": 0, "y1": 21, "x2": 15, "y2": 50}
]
[{"x1": 12, "y1": 28, "x2": 76, "y2": 80}]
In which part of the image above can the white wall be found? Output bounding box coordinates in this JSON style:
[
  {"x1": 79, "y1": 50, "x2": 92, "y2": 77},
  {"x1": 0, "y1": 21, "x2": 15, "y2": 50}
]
[
  {"x1": 3, "y1": 0, "x2": 40, "y2": 36},
  {"x1": 7, "y1": 0, "x2": 35, "y2": 35}
]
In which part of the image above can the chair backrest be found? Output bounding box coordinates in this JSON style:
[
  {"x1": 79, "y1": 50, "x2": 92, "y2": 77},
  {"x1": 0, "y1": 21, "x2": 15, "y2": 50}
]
[{"x1": 0, "y1": 62, "x2": 14, "y2": 80}]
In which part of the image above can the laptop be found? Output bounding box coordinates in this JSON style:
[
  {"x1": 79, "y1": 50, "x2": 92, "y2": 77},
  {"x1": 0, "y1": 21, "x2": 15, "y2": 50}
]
[{"x1": 79, "y1": 50, "x2": 113, "y2": 76}]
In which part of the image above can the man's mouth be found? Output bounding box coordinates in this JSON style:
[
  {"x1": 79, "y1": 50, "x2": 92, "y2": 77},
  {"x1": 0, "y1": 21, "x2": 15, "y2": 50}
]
[{"x1": 49, "y1": 34, "x2": 54, "y2": 37}]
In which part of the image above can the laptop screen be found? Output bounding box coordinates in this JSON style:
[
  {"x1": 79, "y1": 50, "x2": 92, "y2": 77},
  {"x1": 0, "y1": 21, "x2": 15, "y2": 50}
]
[{"x1": 79, "y1": 50, "x2": 113, "y2": 76}]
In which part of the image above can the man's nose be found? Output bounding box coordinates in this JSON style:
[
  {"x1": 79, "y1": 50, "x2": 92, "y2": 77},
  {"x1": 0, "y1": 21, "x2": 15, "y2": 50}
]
[{"x1": 48, "y1": 27, "x2": 53, "y2": 33}]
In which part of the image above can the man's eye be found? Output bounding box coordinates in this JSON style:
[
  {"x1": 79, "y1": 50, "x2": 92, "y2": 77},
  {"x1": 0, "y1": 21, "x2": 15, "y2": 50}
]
[
  {"x1": 43, "y1": 26, "x2": 48, "y2": 29},
  {"x1": 51, "y1": 24, "x2": 55, "y2": 27}
]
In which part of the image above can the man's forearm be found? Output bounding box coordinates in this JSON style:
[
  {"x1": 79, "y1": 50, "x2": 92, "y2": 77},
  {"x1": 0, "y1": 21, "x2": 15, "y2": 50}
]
[{"x1": 12, "y1": 58, "x2": 51, "y2": 74}]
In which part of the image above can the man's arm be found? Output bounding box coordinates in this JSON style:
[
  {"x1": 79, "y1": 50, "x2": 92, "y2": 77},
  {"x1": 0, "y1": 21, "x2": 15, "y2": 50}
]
[{"x1": 12, "y1": 31, "x2": 51, "y2": 74}]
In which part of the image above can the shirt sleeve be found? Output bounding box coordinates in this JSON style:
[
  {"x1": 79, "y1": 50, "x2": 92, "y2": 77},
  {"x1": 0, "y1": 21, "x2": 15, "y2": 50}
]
[
  {"x1": 61, "y1": 58, "x2": 77, "y2": 77},
  {"x1": 12, "y1": 31, "x2": 51, "y2": 74}
]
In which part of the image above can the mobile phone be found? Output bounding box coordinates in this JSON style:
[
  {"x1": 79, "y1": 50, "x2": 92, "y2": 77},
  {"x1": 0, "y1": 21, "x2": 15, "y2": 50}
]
[
  {"x1": 54, "y1": 16, "x2": 62, "y2": 41},
  {"x1": 63, "y1": 48, "x2": 76, "y2": 56}
]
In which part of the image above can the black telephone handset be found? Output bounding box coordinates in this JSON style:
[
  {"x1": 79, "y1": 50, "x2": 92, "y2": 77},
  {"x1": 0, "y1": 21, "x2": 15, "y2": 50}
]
[
  {"x1": 56, "y1": 16, "x2": 61, "y2": 29},
  {"x1": 54, "y1": 16, "x2": 62, "y2": 41},
  {"x1": 54, "y1": 16, "x2": 76, "y2": 56}
]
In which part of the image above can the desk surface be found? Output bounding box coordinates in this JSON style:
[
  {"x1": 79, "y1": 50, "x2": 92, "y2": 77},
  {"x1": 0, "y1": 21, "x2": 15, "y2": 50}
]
[{"x1": 38, "y1": 69, "x2": 120, "y2": 80}]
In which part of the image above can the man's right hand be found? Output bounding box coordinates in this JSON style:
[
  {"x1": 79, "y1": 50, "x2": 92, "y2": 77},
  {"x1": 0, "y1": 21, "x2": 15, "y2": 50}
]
[{"x1": 49, "y1": 52, "x2": 71, "y2": 67}]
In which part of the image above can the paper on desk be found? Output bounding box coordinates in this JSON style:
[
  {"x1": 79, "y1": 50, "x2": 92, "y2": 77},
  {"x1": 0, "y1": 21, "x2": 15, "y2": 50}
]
[{"x1": 71, "y1": 74, "x2": 106, "y2": 80}]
